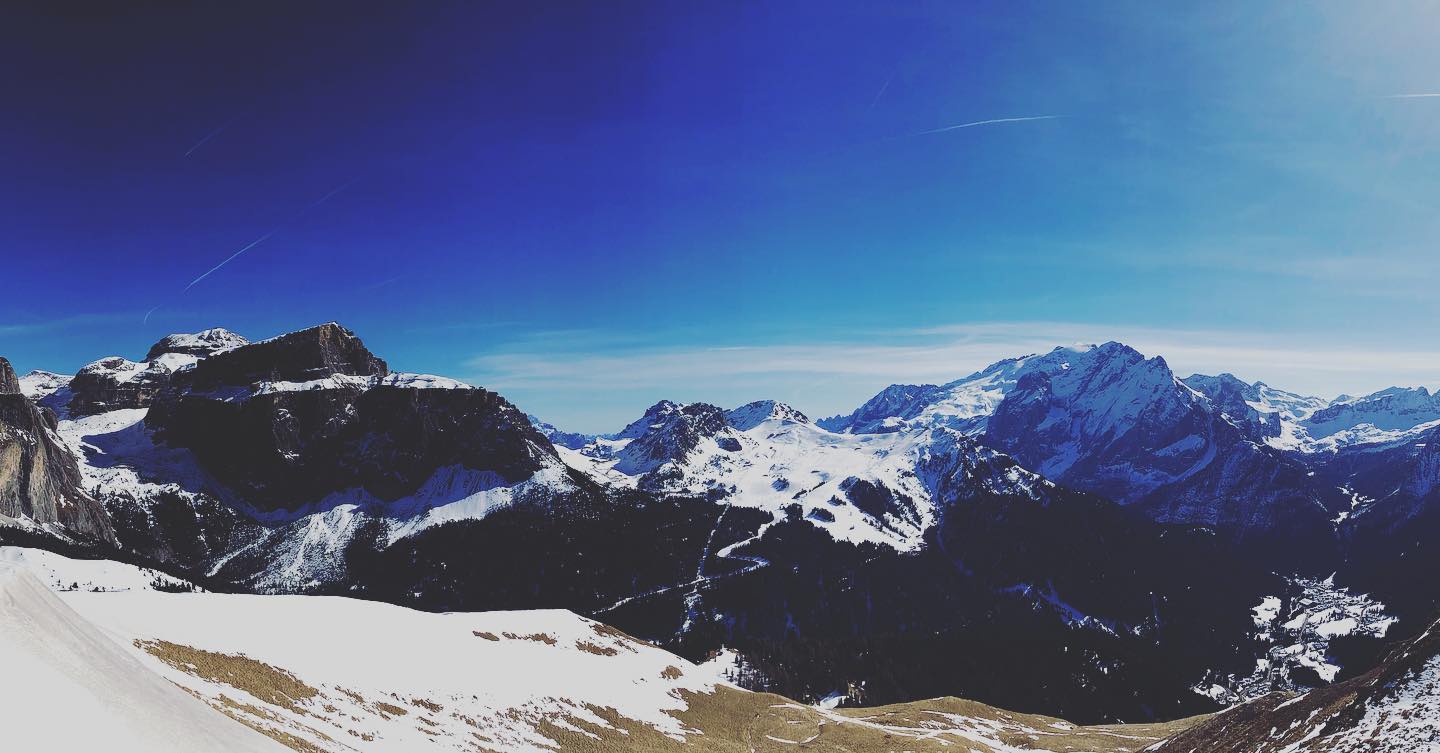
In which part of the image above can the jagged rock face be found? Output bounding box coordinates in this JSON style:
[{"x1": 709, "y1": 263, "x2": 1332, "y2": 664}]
[
  {"x1": 67, "y1": 355, "x2": 193, "y2": 415},
  {"x1": 612, "y1": 401, "x2": 727, "y2": 478},
  {"x1": 1183, "y1": 373, "x2": 1283, "y2": 439},
  {"x1": 0, "y1": 357, "x2": 112, "y2": 542},
  {"x1": 0, "y1": 358, "x2": 18, "y2": 395},
  {"x1": 983, "y1": 344, "x2": 1214, "y2": 494},
  {"x1": 145, "y1": 326, "x2": 554, "y2": 513},
  {"x1": 1409, "y1": 426, "x2": 1440, "y2": 500},
  {"x1": 817, "y1": 384, "x2": 942, "y2": 433},
  {"x1": 173, "y1": 322, "x2": 387, "y2": 392},
  {"x1": 144, "y1": 327, "x2": 249, "y2": 361}
]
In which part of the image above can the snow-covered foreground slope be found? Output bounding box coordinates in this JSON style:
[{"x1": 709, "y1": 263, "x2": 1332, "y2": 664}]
[
  {"x1": 67, "y1": 590, "x2": 738, "y2": 753},
  {"x1": 0, "y1": 545, "x2": 198, "y2": 592},
  {"x1": 3, "y1": 548, "x2": 1200, "y2": 753},
  {"x1": 0, "y1": 563, "x2": 286, "y2": 753}
]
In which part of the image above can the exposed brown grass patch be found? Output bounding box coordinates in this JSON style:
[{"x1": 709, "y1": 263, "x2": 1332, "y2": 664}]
[
  {"x1": 660, "y1": 666, "x2": 684, "y2": 680},
  {"x1": 590, "y1": 621, "x2": 647, "y2": 651},
  {"x1": 136, "y1": 639, "x2": 318, "y2": 714},
  {"x1": 501, "y1": 631, "x2": 558, "y2": 645},
  {"x1": 374, "y1": 700, "x2": 409, "y2": 718},
  {"x1": 472, "y1": 630, "x2": 500, "y2": 641},
  {"x1": 412, "y1": 697, "x2": 444, "y2": 713},
  {"x1": 528, "y1": 685, "x2": 1206, "y2": 753},
  {"x1": 576, "y1": 639, "x2": 620, "y2": 656}
]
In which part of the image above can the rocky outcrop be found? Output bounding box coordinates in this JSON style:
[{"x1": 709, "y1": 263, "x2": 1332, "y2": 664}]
[
  {"x1": 0, "y1": 358, "x2": 113, "y2": 542},
  {"x1": 172, "y1": 322, "x2": 386, "y2": 393},
  {"x1": 68, "y1": 328, "x2": 258, "y2": 415},
  {"x1": 67, "y1": 356, "x2": 190, "y2": 415},
  {"x1": 1183, "y1": 372, "x2": 1284, "y2": 439},
  {"x1": 145, "y1": 324, "x2": 555, "y2": 514},
  {"x1": 0, "y1": 358, "x2": 18, "y2": 395}
]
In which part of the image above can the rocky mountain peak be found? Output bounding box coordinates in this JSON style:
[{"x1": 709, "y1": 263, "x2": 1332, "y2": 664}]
[
  {"x1": 612, "y1": 401, "x2": 728, "y2": 476},
  {"x1": 144, "y1": 327, "x2": 249, "y2": 361},
  {"x1": 177, "y1": 322, "x2": 388, "y2": 391},
  {"x1": 725, "y1": 400, "x2": 810, "y2": 431},
  {"x1": 614, "y1": 400, "x2": 687, "y2": 439}
]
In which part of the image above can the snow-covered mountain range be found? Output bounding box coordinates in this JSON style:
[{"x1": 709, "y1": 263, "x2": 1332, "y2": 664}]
[{"x1": 4, "y1": 324, "x2": 1440, "y2": 731}]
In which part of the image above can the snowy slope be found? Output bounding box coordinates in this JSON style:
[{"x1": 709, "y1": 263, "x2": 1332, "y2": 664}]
[
  {"x1": 67, "y1": 589, "x2": 739, "y2": 753},
  {"x1": 0, "y1": 564, "x2": 287, "y2": 753},
  {"x1": 0, "y1": 545, "x2": 199, "y2": 592},
  {"x1": 1, "y1": 548, "x2": 1197, "y2": 753},
  {"x1": 822, "y1": 344, "x2": 1142, "y2": 437}
]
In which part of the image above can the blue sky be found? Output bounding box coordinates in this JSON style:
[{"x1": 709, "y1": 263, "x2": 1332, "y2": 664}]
[{"x1": 5, "y1": 2, "x2": 1440, "y2": 432}]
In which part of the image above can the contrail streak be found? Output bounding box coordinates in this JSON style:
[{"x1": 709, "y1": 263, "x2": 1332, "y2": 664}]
[
  {"x1": 306, "y1": 177, "x2": 359, "y2": 210},
  {"x1": 1384, "y1": 93, "x2": 1440, "y2": 99},
  {"x1": 869, "y1": 75, "x2": 893, "y2": 110},
  {"x1": 180, "y1": 178, "x2": 359, "y2": 292},
  {"x1": 902, "y1": 115, "x2": 1060, "y2": 138},
  {"x1": 184, "y1": 230, "x2": 277, "y2": 291},
  {"x1": 184, "y1": 124, "x2": 228, "y2": 157},
  {"x1": 143, "y1": 305, "x2": 160, "y2": 325}
]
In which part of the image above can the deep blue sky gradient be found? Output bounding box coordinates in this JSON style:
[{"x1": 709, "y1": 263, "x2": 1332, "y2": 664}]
[{"x1": 5, "y1": 2, "x2": 1440, "y2": 431}]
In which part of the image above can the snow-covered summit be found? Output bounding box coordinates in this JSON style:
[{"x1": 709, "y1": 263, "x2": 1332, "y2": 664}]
[
  {"x1": 724, "y1": 399, "x2": 810, "y2": 430},
  {"x1": 823, "y1": 342, "x2": 1173, "y2": 438},
  {"x1": 144, "y1": 327, "x2": 249, "y2": 361},
  {"x1": 17, "y1": 369, "x2": 70, "y2": 400},
  {"x1": 1305, "y1": 385, "x2": 1440, "y2": 439},
  {"x1": 66, "y1": 353, "x2": 198, "y2": 415}
]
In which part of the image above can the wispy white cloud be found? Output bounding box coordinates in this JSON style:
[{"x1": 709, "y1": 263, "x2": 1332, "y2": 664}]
[
  {"x1": 0, "y1": 313, "x2": 133, "y2": 337},
  {"x1": 468, "y1": 321, "x2": 1440, "y2": 431}
]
